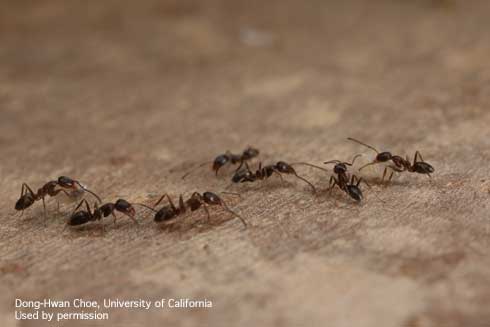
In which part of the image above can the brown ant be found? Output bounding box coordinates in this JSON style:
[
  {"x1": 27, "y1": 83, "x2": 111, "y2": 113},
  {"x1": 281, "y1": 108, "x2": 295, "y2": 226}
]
[
  {"x1": 294, "y1": 155, "x2": 368, "y2": 202},
  {"x1": 347, "y1": 137, "x2": 434, "y2": 181},
  {"x1": 182, "y1": 146, "x2": 260, "y2": 179},
  {"x1": 64, "y1": 198, "x2": 148, "y2": 230},
  {"x1": 231, "y1": 161, "x2": 316, "y2": 193},
  {"x1": 15, "y1": 176, "x2": 101, "y2": 219},
  {"x1": 145, "y1": 191, "x2": 247, "y2": 228}
]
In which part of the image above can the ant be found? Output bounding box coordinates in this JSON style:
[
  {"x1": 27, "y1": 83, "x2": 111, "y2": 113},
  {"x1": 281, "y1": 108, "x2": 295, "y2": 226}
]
[
  {"x1": 15, "y1": 176, "x2": 101, "y2": 219},
  {"x1": 231, "y1": 161, "x2": 316, "y2": 193},
  {"x1": 182, "y1": 146, "x2": 260, "y2": 179},
  {"x1": 64, "y1": 198, "x2": 147, "y2": 230},
  {"x1": 295, "y1": 155, "x2": 368, "y2": 202},
  {"x1": 145, "y1": 191, "x2": 247, "y2": 228},
  {"x1": 347, "y1": 137, "x2": 435, "y2": 181}
]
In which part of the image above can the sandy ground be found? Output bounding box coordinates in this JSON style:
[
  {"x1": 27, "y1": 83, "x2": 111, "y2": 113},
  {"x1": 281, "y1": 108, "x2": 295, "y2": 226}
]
[{"x1": 1, "y1": 0, "x2": 490, "y2": 326}]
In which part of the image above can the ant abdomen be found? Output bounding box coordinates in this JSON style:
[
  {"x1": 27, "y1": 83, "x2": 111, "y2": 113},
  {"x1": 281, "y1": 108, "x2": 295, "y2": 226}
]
[
  {"x1": 346, "y1": 185, "x2": 363, "y2": 202},
  {"x1": 68, "y1": 211, "x2": 92, "y2": 226},
  {"x1": 15, "y1": 195, "x2": 35, "y2": 210},
  {"x1": 154, "y1": 207, "x2": 177, "y2": 223},
  {"x1": 412, "y1": 162, "x2": 434, "y2": 174}
]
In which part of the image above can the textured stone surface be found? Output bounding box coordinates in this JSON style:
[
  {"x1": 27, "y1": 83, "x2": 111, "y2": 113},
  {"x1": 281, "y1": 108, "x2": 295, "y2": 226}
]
[{"x1": 1, "y1": 0, "x2": 490, "y2": 326}]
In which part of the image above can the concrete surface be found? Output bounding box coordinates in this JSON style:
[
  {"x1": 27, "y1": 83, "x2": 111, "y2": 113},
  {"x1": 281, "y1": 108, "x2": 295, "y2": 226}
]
[{"x1": 1, "y1": 0, "x2": 490, "y2": 326}]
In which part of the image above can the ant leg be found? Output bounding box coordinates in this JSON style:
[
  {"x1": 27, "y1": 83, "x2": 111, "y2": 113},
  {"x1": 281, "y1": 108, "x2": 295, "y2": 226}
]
[
  {"x1": 359, "y1": 161, "x2": 378, "y2": 171},
  {"x1": 20, "y1": 183, "x2": 33, "y2": 198},
  {"x1": 382, "y1": 167, "x2": 388, "y2": 182},
  {"x1": 235, "y1": 160, "x2": 245, "y2": 173},
  {"x1": 414, "y1": 151, "x2": 424, "y2": 164},
  {"x1": 70, "y1": 199, "x2": 89, "y2": 217},
  {"x1": 328, "y1": 176, "x2": 339, "y2": 194},
  {"x1": 389, "y1": 171, "x2": 394, "y2": 181},
  {"x1": 202, "y1": 204, "x2": 211, "y2": 222},
  {"x1": 347, "y1": 154, "x2": 362, "y2": 166},
  {"x1": 112, "y1": 212, "x2": 117, "y2": 225},
  {"x1": 42, "y1": 197, "x2": 47, "y2": 225},
  {"x1": 271, "y1": 170, "x2": 286, "y2": 185},
  {"x1": 179, "y1": 195, "x2": 186, "y2": 214},
  {"x1": 217, "y1": 197, "x2": 247, "y2": 228},
  {"x1": 153, "y1": 193, "x2": 171, "y2": 208}
]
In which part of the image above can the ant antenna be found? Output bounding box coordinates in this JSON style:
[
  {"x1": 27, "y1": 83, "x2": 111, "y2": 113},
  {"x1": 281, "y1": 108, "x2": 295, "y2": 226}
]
[
  {"x1": 290, "y1": 162, "x2": 330, "y2": 173},
  {"x1": 220, "y1": 200, "x2": 247, "y2": 228},
  {"x1": 347, "y1": 137, "x2": 379, "y2": 154},
  {"x1": 74, "y1": 181, "x2": 102, "y2": 203},
  {"x1": 133, "y1": 203, "x2": 157, "y2": 212},
  {"x1": 292, "y1": 172, "x2": 316, "y2": 193},
  {"x1": 181, "y1": 161, "x2": 213, "y2": 180},
  {"x1": 221, "y1": 191, "x2": 242, "y2": 199}
]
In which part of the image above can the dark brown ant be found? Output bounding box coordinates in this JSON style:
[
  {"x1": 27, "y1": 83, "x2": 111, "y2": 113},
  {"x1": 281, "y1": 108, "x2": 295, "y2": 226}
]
[
  {"x1": 145, "y1": 191, "x2": 247, "y2": 228},
  {"x1": 294, "y1": 155, "x2": 367, "y2": 202},
  {"x1": 64, "y1": 198, "x2": 147, "y2": 230},
  {"x1": 347, "y1": 137, "x2": 435, "y2": 181},
  {"x1": 15, "y1": 176, "x2": 101, "y2": 219},
  {"x1": 231, "y1": 161, "x2": 316, "y2": 193},
  {"x1": 182, "y1": 146, "x2": 260, "y2": 179}
]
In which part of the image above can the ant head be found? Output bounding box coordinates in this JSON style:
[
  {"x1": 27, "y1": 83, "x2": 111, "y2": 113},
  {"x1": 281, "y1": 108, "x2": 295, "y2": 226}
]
[
  {"x1": 115, "y1": 199, "x2": 135, "y2": 218},
  {"x1": 242, "y1": 147, "x2": 260, "y2": 160},
  {"x1": 203, "y1": 192, "x2": 222, "y2": 205},
  {"x1": 376, "y1": 152, "x2": 392, "y2": 162},
  {"x1": 57, "y1": 176, "x2": 76, "y2": 188},
  {"x1": 213, "y1": 154, "x2": 230, "y2": 172},
  {"x1": 346, "y1": 185, "x2": 363, "y2": 202},
  {"x1": 68, "y1": 211, "x2": 91, "y2": 226},
  {"x1": 154, "y1": 206, "x2": 175, "y2": 222},
  {"x1": 275, "y1": 161, "x2": 295, "y2": 174},
  {"x1": 333, "y1": 163, "x2": 348, "y2": 175},
  {"x1": 15, "y1": 194, "x2": 35, "y2": 210}
]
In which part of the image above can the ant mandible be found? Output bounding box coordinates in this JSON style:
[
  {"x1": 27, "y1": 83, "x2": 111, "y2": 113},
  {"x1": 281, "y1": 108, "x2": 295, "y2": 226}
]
[
  {"x1": 231, "y1": 161, "x2": 316, "y2": 193},
  {"x1": 182, "y1": 146, "x2": 260, "y2": 179},
  {"x1": 347, "y1": 137, "x2": 434, "y2": 181},
  {"x1": 146, "y1": 191, "x2": 247, "y2": 228},
  {"x1": 65, "y1": 198, "x2": 144, "y2": 230},
  {"x1": 15, "y1": 176, "x2": 101, "y2": 220}
]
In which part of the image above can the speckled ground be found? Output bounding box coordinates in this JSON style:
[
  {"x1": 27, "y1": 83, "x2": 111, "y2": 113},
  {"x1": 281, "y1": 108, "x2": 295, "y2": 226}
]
[{"x1": 1, "y1": 0, "x2": 490, "y2": 326}]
